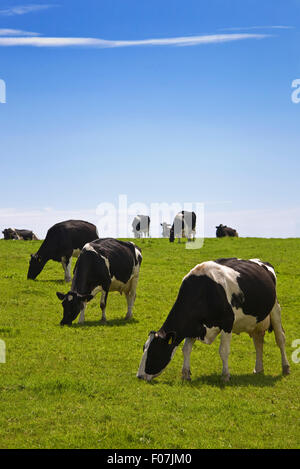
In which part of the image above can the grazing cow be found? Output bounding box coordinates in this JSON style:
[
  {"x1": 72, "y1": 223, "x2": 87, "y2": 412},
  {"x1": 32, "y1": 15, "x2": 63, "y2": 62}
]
[
  {"x1": 161, "y1": 222, "x2": 171, "y2": 238},
  {"x1": 27, "y1": 220, "x2": 98, "y2": 282},
  {"x1": 2, "y1": 228, "x2": 38, "y2": 240},
  {"x1": 56, "y1": 238, "x2": 142, "y2": 325},
  {"x1": 137, "y1": 258, "x2": 290, "y2": 382},
  {"x1": 216, "y1": 224, "x2": 238, "y2": 238},
  {"x1": 132, "y1": 215, "x2": 150, "y2": 238},
  {"x1": 169, "y1": 211, "x2": 196, "y2": 243}
]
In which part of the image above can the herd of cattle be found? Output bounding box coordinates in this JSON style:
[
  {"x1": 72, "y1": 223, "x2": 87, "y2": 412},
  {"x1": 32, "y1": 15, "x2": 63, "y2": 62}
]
[
  {"x1": 1, "y1": 213, "x2": 290, "y2": 382},
  {"x1": 2, "y1": 214, "x2": 238, "y2": 242}
]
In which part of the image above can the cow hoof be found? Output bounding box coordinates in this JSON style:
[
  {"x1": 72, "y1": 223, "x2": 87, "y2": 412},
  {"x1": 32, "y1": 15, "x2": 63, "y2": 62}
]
[
  {"x1": 282, "y1": 365, "x2": 290, "y2": 376},
  {"x1": 100, "y1": 318, "x2": 107, "y2": 324},
  {"x1": 65, "y1": 278, "x2": 72, "y2": 283},
  {"x1": 253, "y1": 368, "x2": 264, "y2": 375},
  {"x1": 181, "y1": 369, "x2": 191, "y2": 381},
  {"x1": 125, "y1": 314, "x2": 132, "y2": 320},
  {"x1": 221, "y1": 374, "x2": 230, "y2": 382}
]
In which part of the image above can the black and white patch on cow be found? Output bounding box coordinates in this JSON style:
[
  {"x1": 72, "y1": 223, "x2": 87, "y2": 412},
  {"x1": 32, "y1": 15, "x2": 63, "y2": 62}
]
[
  {"x1": 132, "y1": 215, "x2": 150, "y2": 238},
  {"x1": 27, "y1": 220, "x2": 98, "y2": 282},
  {"x1": 56, "y1": 238, "x2": 142, "y2": 326},
  {"x1": 2, "y1": 228, "x2": 38, "y2": 240},
  {"x1": 161, "y1": 222, "x2": 171, "y2": 238},
  {"x1": 169, "y1": 211, "x2": 196, "y2": 243},
  {"x1": 137, "y1": 258, "x2": 290, "y2": 382},
  {"x1": 216, "y1": 224, "x2": 238, "y2": 238}
]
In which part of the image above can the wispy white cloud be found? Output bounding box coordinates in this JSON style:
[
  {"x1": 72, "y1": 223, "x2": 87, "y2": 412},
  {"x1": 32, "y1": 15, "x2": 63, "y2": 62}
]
[
  {"x1": 0, "y1": 4, "x2": 57, "y2": 16},
  {"x1": 0, "y1": 28, "x2": 40, "y2": 36},
  {"x1": 0, "y1": 33, "x2": 270, "y2": 48},
  {"x1": 220, "y1": 25, "x2": 294, "y2": 31}
]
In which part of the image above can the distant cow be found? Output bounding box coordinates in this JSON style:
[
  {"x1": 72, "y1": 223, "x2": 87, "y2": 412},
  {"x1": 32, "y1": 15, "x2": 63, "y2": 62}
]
[
  {"x1": 161, "y1": 222, "x2": 171, "y2": 238},
  {"x1": 169, "y1": 211, "x2": 196, "y2": 243},
  {"x1": 2, "y1": 228, "x2": 38, "y2": 240},
  {"x1": 132, "y1": 215, "x2": 150, "y2": 238},
  {"x1": 27, "y1": 220, "x2": 98, "y2": 282},
  {"x1": 216, "y1": 224, "x2": 238, "y2": 238},
  {"x1": 137, "y1": 258, "x2": 290, "y2": 382},
  {"x1": 56, "y1": 238, "x2": 142, "y2": 325}
]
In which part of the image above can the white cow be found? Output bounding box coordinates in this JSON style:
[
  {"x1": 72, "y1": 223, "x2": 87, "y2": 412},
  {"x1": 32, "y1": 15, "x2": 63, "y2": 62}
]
[
  {"x1": 132, "y1": 215, "x2": 150, "y2": 238},
  {"x1": 161, "y1": 222, "x2": 171, "y2": 238}
]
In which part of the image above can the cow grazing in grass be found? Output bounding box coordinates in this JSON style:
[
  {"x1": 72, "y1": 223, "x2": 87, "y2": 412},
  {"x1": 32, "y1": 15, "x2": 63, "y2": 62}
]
[
  {"x1": 132, "y1": 215, "x2": 150, "y2": 238},
  {"x1": 169, "y1": 211, "x2": 196, "y2": 243},
  {"x1": 216, "y1": 224, "x2": 238, "y2": 238},
  {"x1": 27, "y1": 220, "x2": 98, "y2": 282},
  {"x1": 161, "y1": 222, "x2": 171, "y2": 238},
  {"x1": 56, "y1": 238, "x2": 142, "y2": 326},
  {"x1": 3, "y1": 228, "x2": 38, "y2": 240},
  {"x1": 137, "y1": 258, "x2": 290, "y2": 382}
]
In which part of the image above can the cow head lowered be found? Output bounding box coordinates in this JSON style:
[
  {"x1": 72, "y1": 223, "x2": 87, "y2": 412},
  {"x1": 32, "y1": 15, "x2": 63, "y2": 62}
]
[
  {"x1": 137, "y1": 330, "x2": 177, "y2": 381},
  {"x1": 56, "y1": 291, "x2": 93, "y2": 326},
  {"x1": 27, "y1": 254, "x2": 45, "y2": 280}
]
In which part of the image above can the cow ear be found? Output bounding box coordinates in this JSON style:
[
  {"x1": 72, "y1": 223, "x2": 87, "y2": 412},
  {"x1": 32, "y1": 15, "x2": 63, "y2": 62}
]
[
  {"x1": 56, "y1": 292, "x2": 65, "y2": 301},
  {"x1": 165, "y1": 331, "x2": 176, "y2": 345}
]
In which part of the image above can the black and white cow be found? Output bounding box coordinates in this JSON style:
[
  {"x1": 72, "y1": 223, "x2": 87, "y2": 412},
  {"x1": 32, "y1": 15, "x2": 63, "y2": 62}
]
[
  {"x1": 161, "y1": 222, "x2": 171, "y2": 238},
  {"x1": 169, "y1": 211, "x2": 196, "y2": 243},
  {"x1": 137, "y1": 258, "x2": 290, "y2": 382},
  {"x1": 2, "y1": 228, "x2": 39, "y2": 240},
  {"x1": 216, "y1": 224, "x2": 238, "y2": 238},
  {"x1": 56, "y1": 238, "x2": 142, "y2": 326},
  {"x1": 132, "y1": 215, "x2": 150, "y2": 238},
  {"x1": 27, "y1": 220, "x2": 98, "y2": 282}
]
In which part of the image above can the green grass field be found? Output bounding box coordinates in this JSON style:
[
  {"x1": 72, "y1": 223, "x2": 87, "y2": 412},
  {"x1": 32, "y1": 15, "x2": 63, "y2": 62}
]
[{"x1": 0, "y1": 237, "x2": 299, "y2": 449}]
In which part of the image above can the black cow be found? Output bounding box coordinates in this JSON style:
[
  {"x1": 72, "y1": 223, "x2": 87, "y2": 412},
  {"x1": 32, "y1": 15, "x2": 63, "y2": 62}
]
[
  {"x1": 137, "y1": 258, "x2": 290, "y2": 382},
  {"x1": 27, "y1": 220, "x2": 98, "y2": 282},
  {"x1": 56, "y1": 238, "x2": 142, "y2": 325},
  {"x1": 132, "y1": 215, "x2": 150, "y2": 238},
  {"x1": 216, "y1": 224, "x2": 238, "y2": 238},
  {"x1": 169, "y1": 211, "x2": 196, "y2": 243},
  {"x1": 2, "y1": 228, "x2": 38, "y2": 240}
]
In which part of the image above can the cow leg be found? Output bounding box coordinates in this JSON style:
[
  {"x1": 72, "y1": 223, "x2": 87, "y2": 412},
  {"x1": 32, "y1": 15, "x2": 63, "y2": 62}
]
[
  {"x1": 270, "y1": 301, "x2": 290, "y2": 375},
  {"x1": 252, "y1": 330, "x2": 265, "y2": 374},
  {"x1": 78, "y1": 302, "x2": 86, "y2": 324},
  {"x1": 219, "y1": 331, "x2": 232, "y2": 381},
  {"x1": 100, "y1": 291, "x2": 108, "y2": 322},
  {"x1": 66, "y1": 258, "x2": 72, "y2": 282},
  {"x1": 125, "y1": 276, "x2": 139, "y2": 320},
  {"x1": 181, "y1": 338, "x2": 196, "y2": 380},
  {"x1": 61, "y1": 256, "x2": 72, "y2": 282}
]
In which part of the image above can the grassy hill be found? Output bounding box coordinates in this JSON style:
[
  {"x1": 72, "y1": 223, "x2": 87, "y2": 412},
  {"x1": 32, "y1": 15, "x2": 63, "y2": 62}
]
[{"x1": 0, "y1": 237, "x2": 299, "y2": 449}]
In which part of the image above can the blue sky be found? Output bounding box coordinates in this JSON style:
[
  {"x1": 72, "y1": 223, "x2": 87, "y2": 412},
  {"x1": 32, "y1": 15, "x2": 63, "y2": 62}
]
[{"x1": 0, "y1": 0, "x2": 300, "y2": 237}]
